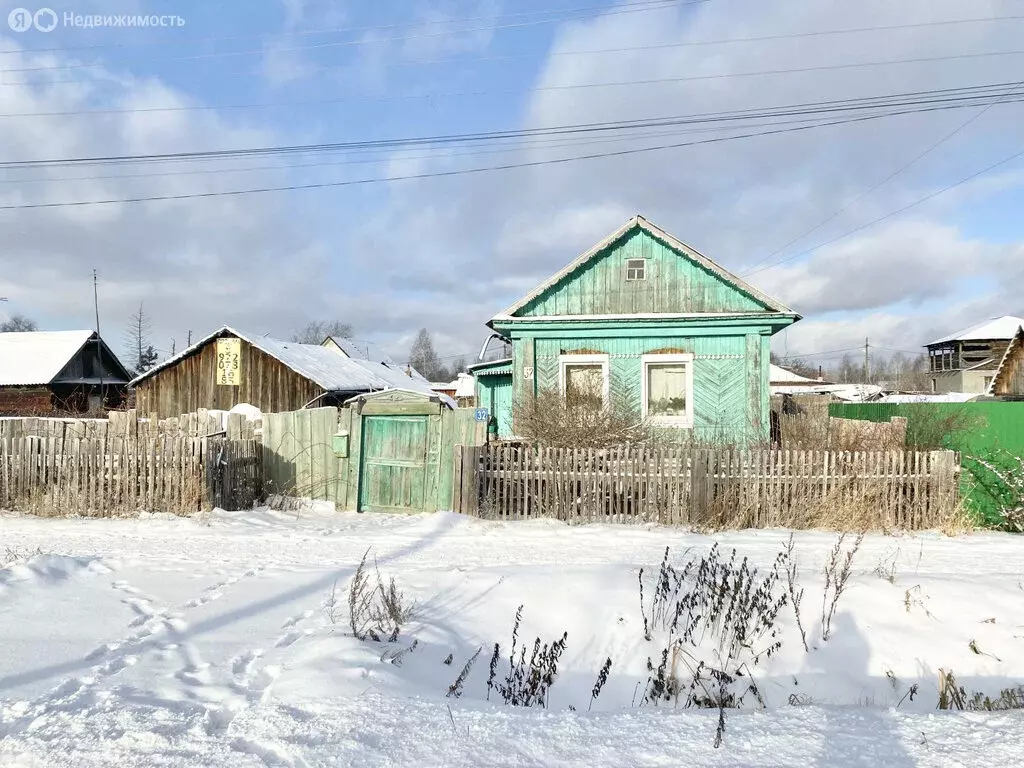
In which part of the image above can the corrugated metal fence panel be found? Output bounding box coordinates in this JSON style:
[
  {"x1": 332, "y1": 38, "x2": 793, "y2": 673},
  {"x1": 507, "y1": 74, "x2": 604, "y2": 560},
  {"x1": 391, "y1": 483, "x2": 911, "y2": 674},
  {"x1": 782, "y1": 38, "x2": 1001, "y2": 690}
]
[{"x1": 829, "y1": 401, "x2": 1024, "y2": 521}]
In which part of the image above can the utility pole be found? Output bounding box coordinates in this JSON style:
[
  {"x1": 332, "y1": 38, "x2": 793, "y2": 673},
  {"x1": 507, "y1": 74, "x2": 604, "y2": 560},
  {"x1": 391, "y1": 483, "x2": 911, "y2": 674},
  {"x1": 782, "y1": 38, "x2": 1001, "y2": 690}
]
[
  {"x1": 93, "y1": 269, "x2": 104, "y2": 411},
  {"x1": 864, "y1": 337, "x2": 870, "y2": 384}
]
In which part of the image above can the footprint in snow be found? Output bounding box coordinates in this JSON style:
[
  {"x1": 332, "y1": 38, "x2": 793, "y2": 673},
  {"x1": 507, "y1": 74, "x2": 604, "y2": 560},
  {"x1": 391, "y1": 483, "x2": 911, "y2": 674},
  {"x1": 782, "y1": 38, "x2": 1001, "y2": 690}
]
[
  {"x1": 281, "y1": 610, "x2": 313, "y2": 629},
  {"x1": 232, "y1": 649, "x2": 263, "y2": 676}
]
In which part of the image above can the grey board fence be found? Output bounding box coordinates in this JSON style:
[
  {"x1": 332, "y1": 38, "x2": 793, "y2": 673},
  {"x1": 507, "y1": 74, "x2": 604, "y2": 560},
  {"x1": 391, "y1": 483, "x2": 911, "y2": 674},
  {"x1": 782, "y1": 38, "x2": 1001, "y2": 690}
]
[
  {"x1": 0, "y1": 434, "x2": 262, "y2": 516},
  {"x1": 455, "y1": 445, "x2": 959, "y2": 530}
]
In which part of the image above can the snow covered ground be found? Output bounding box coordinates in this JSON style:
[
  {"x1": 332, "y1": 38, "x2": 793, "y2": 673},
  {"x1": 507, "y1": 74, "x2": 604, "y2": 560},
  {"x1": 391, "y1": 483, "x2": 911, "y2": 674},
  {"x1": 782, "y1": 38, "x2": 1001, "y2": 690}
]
[{"x1": 1, "y1": 507, "x2": 1023, "y2": 766}]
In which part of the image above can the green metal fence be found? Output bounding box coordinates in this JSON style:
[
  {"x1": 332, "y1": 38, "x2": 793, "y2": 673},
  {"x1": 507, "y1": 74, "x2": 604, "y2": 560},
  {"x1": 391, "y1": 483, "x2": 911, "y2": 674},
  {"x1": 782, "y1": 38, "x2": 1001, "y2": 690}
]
[{"x1": 829, "y1": 401, "x2": 1024, "y2": 524}]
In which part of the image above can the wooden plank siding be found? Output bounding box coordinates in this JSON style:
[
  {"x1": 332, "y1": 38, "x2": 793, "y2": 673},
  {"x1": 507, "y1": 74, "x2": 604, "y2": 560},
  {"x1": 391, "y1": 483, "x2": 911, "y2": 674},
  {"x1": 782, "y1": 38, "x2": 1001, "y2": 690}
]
[
  {"x1": 506, "y1": 330, "x2": 772, "y2": 444},
  {"x1": 515, "y1": 229, "x2": 768, "y2": 316},
  {"x1": 134, "y1": 335, "x2": 323, "y2": 418}
]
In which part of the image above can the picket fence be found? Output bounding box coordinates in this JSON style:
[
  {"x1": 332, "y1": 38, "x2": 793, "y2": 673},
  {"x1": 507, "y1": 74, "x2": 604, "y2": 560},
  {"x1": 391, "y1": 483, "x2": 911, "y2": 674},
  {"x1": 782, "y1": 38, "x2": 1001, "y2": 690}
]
[
  {"x1": 0, "y1": 435, "x2": 262, "y2": 516},
  {"x1": 455, "y1": 445, "x2": 960, "y2": 530}
]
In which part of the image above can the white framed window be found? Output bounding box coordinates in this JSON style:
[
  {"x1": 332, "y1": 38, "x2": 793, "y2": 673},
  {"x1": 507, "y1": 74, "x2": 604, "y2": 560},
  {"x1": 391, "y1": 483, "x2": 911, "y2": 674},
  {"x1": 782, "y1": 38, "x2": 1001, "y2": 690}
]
[
  {"x1": 641, "y1": 353, "x2": 694, "y2": 427},
  {"x1": 625, "y1": 258, "x2": 646, "y2": 281},
  {"x1": 558, "y1": 353, "x2": 609, "y2": 407}
]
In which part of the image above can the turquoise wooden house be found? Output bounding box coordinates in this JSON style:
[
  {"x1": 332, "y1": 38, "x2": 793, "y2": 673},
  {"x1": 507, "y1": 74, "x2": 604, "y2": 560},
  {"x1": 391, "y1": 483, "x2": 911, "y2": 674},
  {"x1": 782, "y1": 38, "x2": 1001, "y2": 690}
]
[{"x1": 471, "y1": 215, "x2": 800, "y2": 443}]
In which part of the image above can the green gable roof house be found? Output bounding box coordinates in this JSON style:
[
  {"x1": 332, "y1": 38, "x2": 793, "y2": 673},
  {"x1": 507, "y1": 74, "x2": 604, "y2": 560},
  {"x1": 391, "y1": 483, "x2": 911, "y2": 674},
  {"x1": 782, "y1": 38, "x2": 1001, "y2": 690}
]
[{"x1": 470, "y1": 215, "x2": 801, "y2": 443}]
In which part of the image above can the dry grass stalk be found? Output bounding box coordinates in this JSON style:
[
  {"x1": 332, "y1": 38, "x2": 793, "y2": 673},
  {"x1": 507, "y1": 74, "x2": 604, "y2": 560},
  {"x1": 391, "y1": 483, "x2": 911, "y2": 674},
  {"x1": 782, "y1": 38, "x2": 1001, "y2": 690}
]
[{"x1": 821, "y1": 533, "x2": 863, "y2": 641}]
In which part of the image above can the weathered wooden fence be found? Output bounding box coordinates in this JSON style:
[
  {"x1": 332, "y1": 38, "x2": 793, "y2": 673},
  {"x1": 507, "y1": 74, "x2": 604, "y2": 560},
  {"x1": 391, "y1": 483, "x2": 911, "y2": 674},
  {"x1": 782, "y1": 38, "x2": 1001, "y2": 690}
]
[
  {"x1": 0, "y1": 408, "x2": 260, "y2": 443},
  {"x1": 0, "y1": 435, "x2": 263, "y2": 516},
  {"x1": 454, "y1": 445, "x2": 960, "y2": 530}
]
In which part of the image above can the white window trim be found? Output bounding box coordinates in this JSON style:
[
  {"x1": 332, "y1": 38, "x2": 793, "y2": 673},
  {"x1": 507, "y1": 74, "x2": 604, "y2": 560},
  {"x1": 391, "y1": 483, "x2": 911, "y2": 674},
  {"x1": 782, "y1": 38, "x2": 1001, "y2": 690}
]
[
  {"x1": 625, "y1": 258, "x2": 646, "y2": 281},
  {"x1": 641, "y1": 353, "x2": 695, "y2": 428},
  {"x1": 558, "y1": 353, "x2": 610, "y2": 405}
]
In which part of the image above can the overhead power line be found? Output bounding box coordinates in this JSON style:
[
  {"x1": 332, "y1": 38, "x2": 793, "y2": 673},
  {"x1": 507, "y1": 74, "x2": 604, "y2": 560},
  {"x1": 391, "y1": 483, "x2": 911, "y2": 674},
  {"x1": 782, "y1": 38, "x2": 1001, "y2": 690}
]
[
  {"x1": 3, "y1": 12, "x2": 1023, "y2": 87},
  {"x1": 4, "y1": 80, "x2": 1022, "y2": 170},
  {"x1": 742, "y1": 145, "x2": 1024, "y2": 278},
  {"x1": 0, "y1": 101, "x2": 1020, "y2": 212},
  {"x1": 4, "y1": 49, "x2": 1024, "y2": 118},
  {"x1": 742, "y1": 76, "x2": 1024, "y2": 275}
]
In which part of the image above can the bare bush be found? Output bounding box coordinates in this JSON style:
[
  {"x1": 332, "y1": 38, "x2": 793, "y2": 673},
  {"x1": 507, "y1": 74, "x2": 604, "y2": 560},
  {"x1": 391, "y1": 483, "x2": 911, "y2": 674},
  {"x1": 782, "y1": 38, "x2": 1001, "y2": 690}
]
[
  {"x1": 783, "y1": 535, "x2": 809, "y2": 652},
  {"x1": 491, "y1": 605, "x2": 569, "y2": 708},
  {"x1": 346, "y1": 548, "x2": 415, "y2": 642},
  {"x1": 513, "y1": 387, "x2": 654, "y2": 448},
  {"x1": 638, "y1": 545, "x2": 787, "y2": 748},
  {"x1": 821, "y1": 533, "x2": 863, "y2": 641}
]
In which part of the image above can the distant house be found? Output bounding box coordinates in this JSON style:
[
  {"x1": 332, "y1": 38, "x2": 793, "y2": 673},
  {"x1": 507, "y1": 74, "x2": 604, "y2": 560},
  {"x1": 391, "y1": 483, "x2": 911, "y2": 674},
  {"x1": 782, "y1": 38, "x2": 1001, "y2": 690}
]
[
  {"x1": 987, "y1": 325, "x2": 1024, "y2": 399},
  {"x1": 925, "y1": 315, "x2": 1024, "y2": 394},
  {"x1": 0, "y1": 330, "x2": 130, "y2": 415},
  {"x1": 321, "y1": 335, "x2": 429, "y2": 384},
  {"x1": 769, "y1": 364, "x2": 828, "y2": 395},
  {"x1": 471, "y1": 215, "x2": 800, "y2": 442},
  {"x1": 131, "y1": 326, "x2": 443, "y2": 418}
]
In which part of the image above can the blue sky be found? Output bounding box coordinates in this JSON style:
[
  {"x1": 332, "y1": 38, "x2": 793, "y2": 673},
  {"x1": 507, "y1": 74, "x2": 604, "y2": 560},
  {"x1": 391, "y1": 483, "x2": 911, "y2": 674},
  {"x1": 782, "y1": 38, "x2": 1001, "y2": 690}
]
[{"x1": 1, "y1": 0, "x2": 1023, "y2": 371}]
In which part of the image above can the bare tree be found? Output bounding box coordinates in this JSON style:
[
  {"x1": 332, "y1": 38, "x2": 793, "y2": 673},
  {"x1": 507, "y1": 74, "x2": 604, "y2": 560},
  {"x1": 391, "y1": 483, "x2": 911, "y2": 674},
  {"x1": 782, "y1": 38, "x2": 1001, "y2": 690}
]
[
  {"x1": 0, "y1": 314, "x2": 38, "y2": 332},
  {"x1": 410, "y1": 328, "x2": 447, "y2": 380},
  {"x1": 292, "y1": 320, "x2": 354, "y2": 344},
  {"x1": 123, "y1": 303, "x2": 158, "y2": 375}
]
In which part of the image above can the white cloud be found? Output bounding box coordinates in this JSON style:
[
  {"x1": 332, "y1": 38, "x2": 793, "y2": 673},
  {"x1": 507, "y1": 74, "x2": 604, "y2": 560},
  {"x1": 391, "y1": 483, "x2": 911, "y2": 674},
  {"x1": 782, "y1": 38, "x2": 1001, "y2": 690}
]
[{"x1": 344, "y1": 0, "x2": 1024, "y2": 357}]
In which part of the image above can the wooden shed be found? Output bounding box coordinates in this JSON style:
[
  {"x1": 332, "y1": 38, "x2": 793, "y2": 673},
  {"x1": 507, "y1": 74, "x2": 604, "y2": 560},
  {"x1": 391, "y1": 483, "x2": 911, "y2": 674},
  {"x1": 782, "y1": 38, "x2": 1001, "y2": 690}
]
[
  {"x1": 0, "y1": 330, "x2": 129, "y2": 415},
  {"x1": 131, "y1": 326, "x2": 440, "y2": 418},
  {"x1": 988, "y1": 326, "x2": 1024, "y2": 399}
]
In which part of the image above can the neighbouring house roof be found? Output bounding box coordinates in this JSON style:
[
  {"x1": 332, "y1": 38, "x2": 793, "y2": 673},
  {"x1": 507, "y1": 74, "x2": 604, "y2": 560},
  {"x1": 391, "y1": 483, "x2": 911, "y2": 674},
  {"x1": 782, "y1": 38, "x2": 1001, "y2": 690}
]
[
  {"x1": 454, "y1": 372, "x2": 476, "y2": 398},
  {"x1": 987, "y1": 325, "x2": 1024, "y2": 395},
  {"x1": 322, "y1": 335, "x2": 429, "y2": 383},
  {"x1": 492, "y1": 214, "x2": 797, "y2": 322},
  {"x1": 0, "y1": 330, "x2": 130, "y2": 387},
  {"x1": 130, "y1": 326, "x2": 438, "y2": 396},
  {"x1": 926, "y1": 315, "x2": 1024, "y2": 346},
  {"x1": 467, "y1": 357, "x2": 513, "y2": 377},
  {"x1": 769, "y1": 364, "x2": 826, "y2": 385}
]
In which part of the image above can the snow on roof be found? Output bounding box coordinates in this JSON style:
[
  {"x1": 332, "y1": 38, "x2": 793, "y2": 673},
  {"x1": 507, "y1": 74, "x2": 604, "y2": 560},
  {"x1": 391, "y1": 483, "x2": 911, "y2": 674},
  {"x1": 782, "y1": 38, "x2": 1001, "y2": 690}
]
[
  {"x1": 131, "y1": 326, "x2": 438, "y2": 396},
  {"x1": 927, "y1": 315, "x2": 1024, "y2": 346},
  {"x1": 455, "y1": 373, "x2": 475, "y2": 398},
  {"x1": 326, "y1": 336, "x2": 395, "y2": 366},
  {"x1": 324, "y1": 335, "x2": 430, "y2": 384},
  {"x1": 0, "y1": 330, "x2": 96, "y2": 386},
  {"x1": 769, "y1": 363, "x2": 824, "y2": 384}
]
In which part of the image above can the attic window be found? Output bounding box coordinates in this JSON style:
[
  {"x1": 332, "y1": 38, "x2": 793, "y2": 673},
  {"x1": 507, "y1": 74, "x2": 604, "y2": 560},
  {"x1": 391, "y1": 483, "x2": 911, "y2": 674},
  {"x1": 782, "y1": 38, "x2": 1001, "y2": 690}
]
[{"x1": 625, "y1": 258, "x2": 646, "y2": 281}]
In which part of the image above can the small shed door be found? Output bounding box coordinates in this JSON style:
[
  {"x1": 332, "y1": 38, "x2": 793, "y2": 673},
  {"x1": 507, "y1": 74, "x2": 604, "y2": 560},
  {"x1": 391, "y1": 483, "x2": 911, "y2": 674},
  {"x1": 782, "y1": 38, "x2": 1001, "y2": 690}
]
[{"x1": 358, "y1": 415, "x2": 429, "y2": 511}]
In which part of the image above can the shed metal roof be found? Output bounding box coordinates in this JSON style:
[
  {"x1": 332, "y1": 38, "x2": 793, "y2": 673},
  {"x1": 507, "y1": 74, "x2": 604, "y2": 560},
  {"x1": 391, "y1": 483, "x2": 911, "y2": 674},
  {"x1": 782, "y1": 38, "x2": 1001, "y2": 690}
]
[
  {"x1": 927, "y1": 315, "x2": 1024, "y2": 346},
  {"x1": 131, "y1": 326, "x2": 437, "y2": 396},
  {"x1": 0, "y1": 330, "x2": 123, "y2": 387},
  {"x1": 324, "y1": 335, "x2": 429, "y2": 383}
]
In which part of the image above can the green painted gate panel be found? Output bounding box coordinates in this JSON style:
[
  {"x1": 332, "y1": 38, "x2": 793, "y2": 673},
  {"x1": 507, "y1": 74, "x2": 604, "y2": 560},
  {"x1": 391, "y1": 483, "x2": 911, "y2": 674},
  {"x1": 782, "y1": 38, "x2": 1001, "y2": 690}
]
[{"x1": 358, "y1": 415, "x2": 429, "y2": 511}]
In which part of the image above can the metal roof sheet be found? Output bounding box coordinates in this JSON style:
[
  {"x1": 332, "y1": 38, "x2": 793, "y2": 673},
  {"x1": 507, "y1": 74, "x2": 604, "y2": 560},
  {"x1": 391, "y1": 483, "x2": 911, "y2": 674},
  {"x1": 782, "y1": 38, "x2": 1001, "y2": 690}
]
[
  {"x1": 0, "y1": 330, "x2": 96, "y2": 386},
  {"x1": 927, "y1": 315, "x2": 1024, "y2": 346},
  {"x1": 131, "y1": 326, "x2": 438, "y2": 396}
]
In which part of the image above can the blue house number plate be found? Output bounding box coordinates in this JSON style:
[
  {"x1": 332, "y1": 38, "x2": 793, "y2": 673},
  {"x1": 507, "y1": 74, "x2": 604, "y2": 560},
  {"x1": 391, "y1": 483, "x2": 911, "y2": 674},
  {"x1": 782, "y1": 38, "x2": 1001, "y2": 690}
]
[{"x1": 474, "y1": 408, "x2": 489, "y2": 422}]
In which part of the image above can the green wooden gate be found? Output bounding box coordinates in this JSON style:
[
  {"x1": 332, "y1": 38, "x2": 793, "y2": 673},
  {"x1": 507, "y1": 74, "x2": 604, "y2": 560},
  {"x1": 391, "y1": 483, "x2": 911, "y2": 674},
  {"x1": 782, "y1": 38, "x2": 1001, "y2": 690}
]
[{"x1": 357, "y1": 414, "x2": 430, "y2": 511}]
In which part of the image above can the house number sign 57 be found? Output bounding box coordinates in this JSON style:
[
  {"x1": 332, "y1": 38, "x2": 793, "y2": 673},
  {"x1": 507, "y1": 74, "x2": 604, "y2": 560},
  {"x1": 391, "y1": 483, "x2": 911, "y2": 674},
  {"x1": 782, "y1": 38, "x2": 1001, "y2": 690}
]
[{"x1": 216, "y1": 338, "x2": 241, "y2": 386}]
